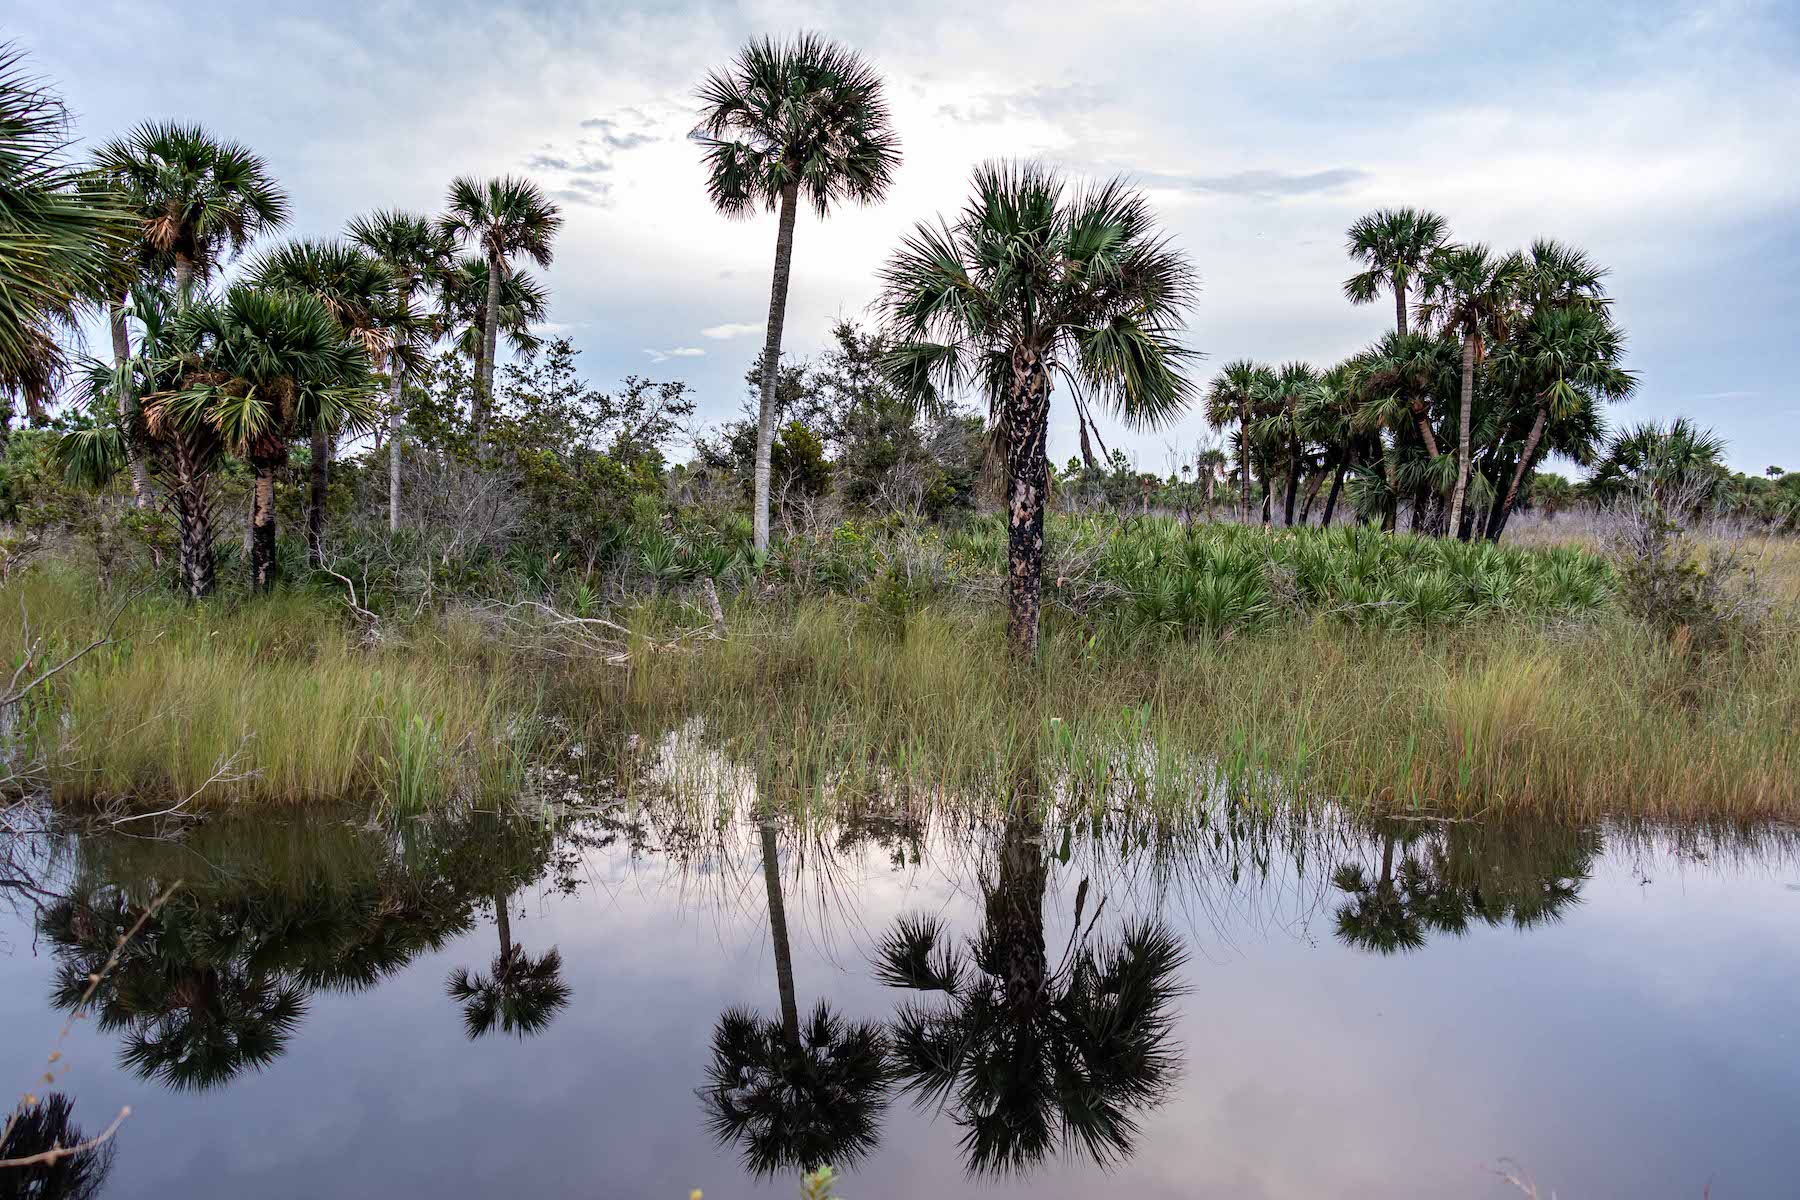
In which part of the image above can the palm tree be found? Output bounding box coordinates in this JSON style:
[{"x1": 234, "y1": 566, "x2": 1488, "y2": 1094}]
[
  {"x1": 873, "y1": 803, "x2": 1187, "y2": 1175},
  {"x1": 699, "y1": 821, "x2": 890, "y2": 1175},
  {"x1": 93, "y1": 120, "x2": 287, "y2": 507},
  {"x1": 879, "y1": 162, "x2": 1198, "y2": 656},
  {"x1": 1305, "y1": 358, "x2": 1371, "y2": 527},
  {"x1": 348, "y1": 209, "x2": 451, "y2": 531},
  {"x1": 1256, "y1": 362, "x2": 1320, "y2": 526},
  {"x1": 437, "y1": 255, "x2": 548, "y2": 388},
  {"x1": 0, "y1": 45, "x2": 131, "y2": 430},
  {"x1": 250, "y1": 238, "x2": 397, "y2": 564},
  {"x1": 1343, "y1": 207, "x2": 1448, "y2": 337},
  {"x1": 172, "y1": 285, "x2": 378, "y2": 589},
  {"x1": 0, "y1": 1092, "x2": 117, "y2": 1199},
  {"x1": 1418, "y1": 243, "x2": 1524, "y2": 540},
  {"x1": 1203, "y1": 361, "x2": 1275, "y2": 523},
  {"x1": 694, "y1": 33, "x2": 902, "y2": 553},
  {"x1": 444, "y1": 888, "x2": 571, "y2": 1038},
  {"x1": 440, "y1": 176, "x2": 560, "y2": 434}
]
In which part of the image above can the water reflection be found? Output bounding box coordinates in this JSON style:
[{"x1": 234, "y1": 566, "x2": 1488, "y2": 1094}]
[
  {"x1": 445, "y1": 886, "x2": 571, "y2": 1039},
  {"x1": 872, "y1": 792, "x2": 1187, "y2": 1176},
  {"x1": 1331, "y1": 818, "x2": 1600, "y2": 954},
  {"x1": 0, "y1": 1093, "x2": 116, "y2": 1200}
]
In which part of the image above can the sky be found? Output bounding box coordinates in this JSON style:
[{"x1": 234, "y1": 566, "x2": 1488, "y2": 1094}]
[{"x1": 13, "y1": 0, "x2": 1800, "y2": 473}]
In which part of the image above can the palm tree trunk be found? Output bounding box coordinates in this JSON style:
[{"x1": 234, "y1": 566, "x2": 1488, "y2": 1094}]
[
  {"x1": 168, "y1": 435, "x2": 215, "y2": 599},
  {"x1": 994, "y1": 806, "x2": 1049, "y2": 1020},
  {"x1": 1258, "y1": 458, "x2": 1272, "y2": 526},
  {"x1": 476, "y1": 251, "x2": 502, "y2": 434},
  {"x1": 493, "y1": 890, "x2": 513, "y2": 960},
  {"x1": 388, "y1": 349, "x2": 405, "y2": 533},
  {"x1": 173, "y1": 256, "x2": 195, "y2": 301},
  {"x1": 110, "y1": 302, "x2": 152, "y2": 507},
  {"x1": 1299, "y1": 461, "x2": 1328, "y2": 523},
  {"x1": 1320, "y1": 454, "x2": 1349, "y2": 527},
  {"x1": 1408, "y1": 400, "x2": 1440, "y2": 461},
  {"x1": 1447, "y1": 334, "x2": 1476, "y2": 540},
  {"x1": 250, "y1": 463, "x2": 277, "y2": 591},
  {"x1": 307, "y1": 427, "x2": 329, "y2": 567},
  {"x1": 1394, "y1": 279, "x2": 1408, "y2": 338},
  {"x1": 1004, "y1": 345, "x2": 1052, "y2": 658},
  {"x1": 759, "y1": 822, "x2": 801, "y2": 1049},
  {"x1": 1238, "y1": 401, "x2": 1251, "y2": 523},
  {"x1": 1488, "y1": 405, "x2": 1548, "y2": 542},
  {"x1": 1282, "y1": 445, "x2": 1301, "y2": 526},
  {"x1": 751, "y1": 180, "x2": 801, "y2": 555}
]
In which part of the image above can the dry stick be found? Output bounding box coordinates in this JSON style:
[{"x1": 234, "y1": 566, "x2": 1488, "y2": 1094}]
[
  {"x1": 109, "y1": 735, "x2": 257, "y2": 825},
  {"x1": 0, "y1": 883, "x2": 182, "y2": 1169}
]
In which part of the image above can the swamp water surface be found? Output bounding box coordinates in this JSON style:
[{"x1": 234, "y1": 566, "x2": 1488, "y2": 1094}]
[{"x1": 3, "y1": 745, "x2": 1798, "y2": 1199}]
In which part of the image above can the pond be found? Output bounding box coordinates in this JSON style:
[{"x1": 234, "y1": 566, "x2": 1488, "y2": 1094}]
[{"x1": 3, "y1": 763, "x2": 1798, "y2": 1199}]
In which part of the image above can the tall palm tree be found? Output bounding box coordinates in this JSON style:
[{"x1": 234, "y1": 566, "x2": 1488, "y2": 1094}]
[
  {"x1": 1343, "y1": 207, "x2": 1448, "y2": 337},
  {"x1": 879, "y1": 162, "x2": 1198, "y2": 656},
  {"x1": 173, "y1": 285, "x2": 378, "y2": 589},
  {"x1": 1418, "y1": 244, "x2": 1524, "y2": 539},
  {"x1": 1203, "y1": 361, "x2": 1274, "y2": 523},
  {"x1": 440, "y1": 176, "x2": 560, "y2": 434},
  {"x1": 1256, "y1": 361, "x2": 1320, "y2": 526},
  {"x1": 444, "y1": 887, "x2": 571, "y2": 1038},
  {"x1": 348, "y1": 209, "x2": 451, "y2": 531},
  {"x1": 93, "y1": 120, "x2": 287, "y2": 507},
  {"x1": 694, "y1": 33, "x2": 902, "y2": 553},
  {"x1": 873, "y1": 800, "x2": 1187, "y2": 1175},
  {"x1": 250, "y1": 238, "x2": 397, "y2": 564},
  {"x1": 0, "y1": 45, "x2": 131, "y2": 430},
  {"x1": 437, "y1": 255, "x2": 548, "y2": 387},
  {"x1": 699, "y1": 821, "x2": 890, "y2": 1175}
]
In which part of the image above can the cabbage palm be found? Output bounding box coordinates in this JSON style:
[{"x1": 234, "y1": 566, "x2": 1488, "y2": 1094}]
[
  {"x1": 695, "y1": 32, "x2": 902, "y2": 552},
  {"x1": 0, "y1": 44, "x2": 132, "y2": 425},
  {"x1": 348, "y1": 209, "x2": 451, "y2": 531},
  {"x1": 250, "y1": 238, "x2": 396, "y2": 564},
  {"x1": 438, "y1": 255, "x2": 548, "y2": 382},
  {"x1": 1418, "y1": 244, "x2": 1525, "y2": 540},
  {"x1": 874, "y1": 806, "x2": 1187, "y2": 1175},
  {"x1": 445, "y1": 890, "x2": 571, "y2": 1039},
  {"x1": 1203, "y1": 360, "x2": 1275, "y2": 523},
  {"x1": 1254, "y1": 362, "x2": 1320, "y2": 526},
  {"x1": 441, "y1": 176, "x2": 560, "y2": 433},
  {"x1": 0, "y1": 1092, "x2": 116, "y2": 1199},
  {"x1": 173, "y1": 285, "x2": 378, "y2": 589},
  {"x1": 879, "y1": 163, "x2": 1198, "y2": 655},
  {"x1": 1343, "y1": 207, "x2": 1448, "y2": 337}
]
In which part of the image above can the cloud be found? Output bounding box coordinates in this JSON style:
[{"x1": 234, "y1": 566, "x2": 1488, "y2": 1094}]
[
  {"x1": 579, "y1": 114, "x2": 661, "y2": 151},
  {"x1": 548, "y1": 177, "x2": 613, "y2": 207},
  {"x1": 938, "y1": 82, "x2": 1109, "y2": 125},
  {"x1": 644, "y1": 346, "x2": 706, "y2": 363},
  {"x1": 701, "y1": 322, "x2": 761, "y2": 340},
  {"x1": 1144, "y1": 167, "x2": 1370, "y2": 199}
]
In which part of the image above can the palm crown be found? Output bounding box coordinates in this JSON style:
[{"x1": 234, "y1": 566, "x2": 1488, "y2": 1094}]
[
  {"x1": 441, "y1": 175, "x2": 560, "y2": 273},
  {"x1": 93, "y1": 119, "x2": 288, "y2": 289},
  {"x1": 1343, "y1": 207, "x2": 1448, "y2": 334},
  {"x1": 694, "y1": 33, "x2": 901, "y2": 219}
]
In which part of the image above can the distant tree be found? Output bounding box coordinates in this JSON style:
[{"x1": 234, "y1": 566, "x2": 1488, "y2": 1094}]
[
  {"x1": 1204, "y1": 361, "x2": 1275, "y2": 524},
  {"x1": 694, "y1": 32, "x2": 902, "y2": 553}
]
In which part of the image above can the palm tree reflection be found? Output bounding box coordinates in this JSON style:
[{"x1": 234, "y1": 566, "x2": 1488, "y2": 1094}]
[
  {"x1": 0, "y1": 1092, "x2": 117, "y2": 1200},
  {"x1": 699, "y1": 822, "x2": 889, "y2": 1176},
  {"x1": 873, "y1": 799, "x2": 1187, "y2": 1176},
  {"x1": 445, "y1": 888, "x2": 571, "y2": 1038}
]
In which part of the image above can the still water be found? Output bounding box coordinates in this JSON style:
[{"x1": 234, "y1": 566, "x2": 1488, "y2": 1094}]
[{"x1": 3, "y1": 769, "x2": 1797, "y2": 1198}]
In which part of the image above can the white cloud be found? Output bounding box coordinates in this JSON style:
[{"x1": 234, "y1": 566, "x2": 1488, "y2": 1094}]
[
  {"x1": 701, "y1": 322, "x2": 762, "y2": 340},
  {"x1": 643, "y1": 346, "x2": 706, "y2": 363}
]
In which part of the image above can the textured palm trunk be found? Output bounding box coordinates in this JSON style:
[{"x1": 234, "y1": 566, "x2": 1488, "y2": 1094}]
[
  {"x1": 1408, "y1": 401, "x2": 1440, "y2": 461},
  {"x1": 307, "y1": 427, "x2": 329, "y2": 567},
  {"x1": 1258, "y1": 458, "x2": 1272, "y2": 526},
  {"x1": 1282, "y1": 444, "x2": 1301, "y2": 526},
  {"x1": 250, "y1": 464, "x2": 278, "y2": 591},
  {"x1": 110, "y1": 302, "x2": 153, "y2": 507},
  {"x1": 1488, "y1": 405, "x2": 1549, "y2": 542},
  {"x1": 168, "y1": 435, "x2": 216, "y2": 599},
  {"x1": 1298, "y1": 462, "x2": 1327, "y2": 524},
  {"x1": 751, "y1": 180, "x2": 801, "y2": 554},
  {"x1": 1393, "y1": 274, "x2": 1408, "y2": 338},
  {"x1": 1446, "y1": 334, "x2": 1476, "y2": 540},
  {"x1": 1238, "y1": 400, "x2": 1251, "y2": 523},
  {"x1": 991, "y1": 805, "x2": 1049, "y2": 1022},
  {"x1": 476, "y1": 250, "x2": 503, "y2": 435},
  {"x1": 493, "y1": 890, "x2": 513, "y2": 961},
  {"x1": 1320, "y1": 454, "x2": 1349, "y2": 527},
  {"x1": 173, "y1": 256, "x2": 195, "y2": 300},
  {"x1": 388, "y1": 344, "x2": 405, "y2": 533},
  {"x1": 1003, "y1": 345, "x2": 1052, "y2": 658},
  {"x1": 759, "y1": 822, "x2": 801, "y2": 1049}
]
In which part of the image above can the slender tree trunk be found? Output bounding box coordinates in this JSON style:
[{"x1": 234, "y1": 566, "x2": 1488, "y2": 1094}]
[
  {"x1": 1394, "y1": 274, "x2": 1409, "y2": 337},
  {"x1": 493, "y1": 890, "x2": 513, "y2": 961},
  {"x1": 1282, "y1": 445, "x2": 1301, "y2": 526},
  {"x1": 307, "y1": 427, "x2": 329, "y2": 567},
  {"x1": 1321, "y1": 455, "x2": 1349, "y2": 527},
  {"x1": 1004, "y1": 345, "x2": 1052, "y2": 658},
  {"x1": 1258, "y1": 459, "x2": 1272, "y2": 526},
  {"x1": 1488, "y1": 405, "x2": 1548, "y2": 542},
  {"x1": 1238, "y1": 401, "x2": 1251, "y2": 523},
  {"x1": 751, "y1": 181, "x2": 801, "y2": 554},
  {"x1": 1409, "y1": 401, "x2": 1440, "y2": 461},
  {"x1": 1447, "y1": 334, "x2": 1476, "y2": 540},
  {"x1": 759, "y1": 822, "x2": 801, "y2": 1049},
  {"x1": 250, "y1": 463, "x2": 278, "y2": 591},
  {"x1": 1300, "y1": 460, "x2": 1328, "y2": 524},
  {"x1": 110, "y1": 302, "x2": 153, "y2": 506},
  {"x1": 476, "y1": 250, "x2": 502, "y2": 434},
  {"x1": 388, "y1": 346, "x2": 405, "y2": 533}
]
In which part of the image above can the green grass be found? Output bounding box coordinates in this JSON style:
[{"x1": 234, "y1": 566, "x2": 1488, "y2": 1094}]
[{"x1": 4, "y1": 517, "x2": 1794, "y2": 823}]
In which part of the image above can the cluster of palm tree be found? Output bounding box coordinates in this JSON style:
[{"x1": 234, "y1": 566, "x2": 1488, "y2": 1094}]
[{"x1": 1206, "y1": 209, "x2": 1638, "y2": 543}]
